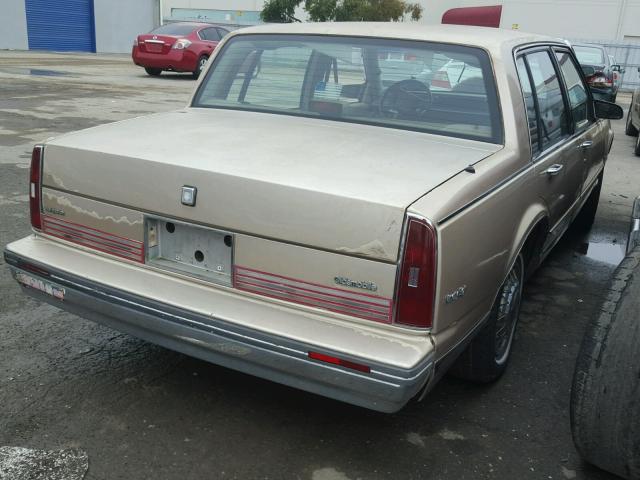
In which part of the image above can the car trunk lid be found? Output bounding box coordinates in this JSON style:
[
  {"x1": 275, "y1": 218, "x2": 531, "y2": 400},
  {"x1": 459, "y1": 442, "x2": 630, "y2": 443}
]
[
  {"x1": 41, "y1": 108, "x2": 501, "y2": 263},
  {"x1": 137, "y1": 34, "x2": 178, "y2": 54}
]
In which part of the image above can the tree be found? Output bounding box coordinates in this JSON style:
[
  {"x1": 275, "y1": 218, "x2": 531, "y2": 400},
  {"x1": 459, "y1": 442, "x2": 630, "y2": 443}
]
[
  {"x1": 260, "y1": 0, "x2": 302, "y2": 23},
  {"x1": 260, "y1": 0, "x2": 422, "y2": 23}
]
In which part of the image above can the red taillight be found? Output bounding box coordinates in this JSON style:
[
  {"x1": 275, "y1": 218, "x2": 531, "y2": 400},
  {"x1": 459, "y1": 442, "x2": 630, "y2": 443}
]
[
  {"x1": 29, "y1": 145, "x2": 43, "y2": 231},
  {"x1": 394, "y1": 215, "x2": 437, "y2": 329},
  {"x1": 587, "y1": 73, "x2": 612, "y2": 88},
  {"x1": 308, "y1": 351, "x2": 371, "y2": 373},
  {"x1": 431, "y1": 70, "x2": 451, "y2": 89}
]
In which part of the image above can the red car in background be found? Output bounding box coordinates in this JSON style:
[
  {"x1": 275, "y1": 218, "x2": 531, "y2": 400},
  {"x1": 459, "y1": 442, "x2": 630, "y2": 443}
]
[{"x1": 132, "y1": 22, "x2": 230, "y2": 79}]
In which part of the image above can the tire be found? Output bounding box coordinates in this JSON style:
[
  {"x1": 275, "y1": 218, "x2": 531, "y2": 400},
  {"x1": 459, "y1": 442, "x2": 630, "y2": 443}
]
[
  {"x1": 451, "y1": 253, "x2": 524, "y2": 383},
  {"x1": 635, "y1": 132, "x2": 640, "y2": 157},
  {"x1": 144, "y1": 67, "x2": 162, "y2": 77},
  {"x1": 626, "y1": 108, "x2": 638, "y2": 136},
  {"x1": 572, "y1": 171, "x2": 603, "y2": 232},
  {"x1": 193, "y1": 55, "x2": 208, "y2": 80},
  {"x1": 570, "y1": 248, "x2": 640, "y2": 480}
]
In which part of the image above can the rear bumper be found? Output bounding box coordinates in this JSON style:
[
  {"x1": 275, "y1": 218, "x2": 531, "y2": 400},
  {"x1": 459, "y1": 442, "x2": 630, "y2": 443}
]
[
  {"x1": 131, "y1": 47, "x2": 197, "y2": 72},
  {"x1": 4, "y1": 238, "x2": 434, "y2": 413}
]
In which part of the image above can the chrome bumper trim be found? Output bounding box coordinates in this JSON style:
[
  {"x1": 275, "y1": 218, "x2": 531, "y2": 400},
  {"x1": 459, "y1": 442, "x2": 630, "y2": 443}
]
[{"x1": 4, "y1": 249, "x2": 433, "y2": 413}]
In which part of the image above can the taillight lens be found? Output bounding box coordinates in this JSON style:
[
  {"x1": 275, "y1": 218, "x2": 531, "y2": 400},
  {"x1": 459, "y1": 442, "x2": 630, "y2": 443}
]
[
  {"x1": 29, "y1": 145, "x2": 43, "y2": 231},
  {"x1": 172, "y1": 39, "x2": 192, "y2": 50},
  {"x1": 588, "y1": 73, "x2": 613, "y2": 88},
  {"x1": 395, "y1": 215, "x2": 437, "y2": 329}
]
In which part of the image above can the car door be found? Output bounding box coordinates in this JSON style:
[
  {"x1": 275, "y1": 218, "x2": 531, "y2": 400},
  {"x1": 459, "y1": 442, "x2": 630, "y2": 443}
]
[
  {"x1": 516, "y1": 48, "x2": 584, "y2": 240},
  {"x1": 553, "y1": 48, "x2": 606, "y2": 196},
  {"x1": 199, "y1": 27, "x2": 220, "y2": 54}
]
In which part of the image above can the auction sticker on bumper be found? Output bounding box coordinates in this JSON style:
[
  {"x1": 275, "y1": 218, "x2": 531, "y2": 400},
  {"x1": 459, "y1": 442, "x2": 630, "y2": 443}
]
[{"x1": 14, "y1": 272, "x2": 65, "y2": 300}]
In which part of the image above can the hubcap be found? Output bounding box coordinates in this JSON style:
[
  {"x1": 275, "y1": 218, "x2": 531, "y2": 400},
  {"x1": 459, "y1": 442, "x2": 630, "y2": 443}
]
[
  {"x1": 199, "y1": 58, "x2": 207, "y2": 71},
  {"x1": 494, "y1": 256, "x2": 524, "y2": 364}
]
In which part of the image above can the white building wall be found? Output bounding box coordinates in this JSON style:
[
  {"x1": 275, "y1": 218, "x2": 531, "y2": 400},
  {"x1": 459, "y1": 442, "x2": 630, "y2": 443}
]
[
  {"x1": 499, "y1": 0, "x2": 623, "y2": 40},
  {"x1": 94, "y1": 0, "x2": 158, "y2": 53},
  {"x1": 162, "y1": 0, "x2": 266, "y2": 20},
  {"x1": 0, "y1": 0, "x2": 28, "y2": 50},
  {"x1": 420, "y1": 0, "x2": 640, "y2": 41}
]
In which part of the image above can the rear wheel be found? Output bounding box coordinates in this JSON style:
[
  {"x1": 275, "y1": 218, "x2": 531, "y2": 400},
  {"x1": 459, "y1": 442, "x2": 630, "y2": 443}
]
[
  {"x1": 193, "y1": 55, "x2": 208, "y2": 80},
  {"x1": 626, "y1": 108, "x2": 638, "y2": 136},
  {"x1": 451, "y1": 254, "x2": 524, "y2": 383},
  {"x1": 144, "y1": 67, "x2": 162, "y2": 77},
  {"x1": 635, "y1": 132, "x2": 640, "y2": 156}
]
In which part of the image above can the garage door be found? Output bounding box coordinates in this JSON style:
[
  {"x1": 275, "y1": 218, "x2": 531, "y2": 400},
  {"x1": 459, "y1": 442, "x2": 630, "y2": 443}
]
[{"x1": 25, "y1": 0, "x2": 96, "y2": 52}]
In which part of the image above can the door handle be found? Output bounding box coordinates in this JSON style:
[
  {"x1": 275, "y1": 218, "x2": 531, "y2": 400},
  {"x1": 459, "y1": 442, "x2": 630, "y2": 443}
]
[
  {"x1": 543, "y1": 164, "x2": 564, "y2": 176},
  {"x1": 579, "y1": 140, "x2": 594, "y2": 149}
]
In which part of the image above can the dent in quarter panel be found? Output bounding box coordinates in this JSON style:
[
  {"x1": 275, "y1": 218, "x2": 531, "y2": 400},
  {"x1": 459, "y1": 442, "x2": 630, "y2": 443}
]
[{"x1": 41, "y1": 188, "x2": 144, "y2": 241}]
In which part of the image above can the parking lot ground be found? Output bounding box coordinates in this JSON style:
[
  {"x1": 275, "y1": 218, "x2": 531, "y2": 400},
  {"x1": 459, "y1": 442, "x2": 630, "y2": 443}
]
[{"x1": 0, "y1": 51, "x2": 637, "y2": 480}]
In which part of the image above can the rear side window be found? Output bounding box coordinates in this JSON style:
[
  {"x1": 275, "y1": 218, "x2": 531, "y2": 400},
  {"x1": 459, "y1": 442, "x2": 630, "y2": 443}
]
[
  {"x1": 524, "y1": 50, "x2": 570, "y2": 152},
  {"x1": 515, "y1": 57, "x2": 540, "y2": 156},
  {"x1": 555, "y1": 50, "x2": 590, "y2": 131},
  {"x1": 200, "y1": 28, "x2": 220, "y2": 41}
]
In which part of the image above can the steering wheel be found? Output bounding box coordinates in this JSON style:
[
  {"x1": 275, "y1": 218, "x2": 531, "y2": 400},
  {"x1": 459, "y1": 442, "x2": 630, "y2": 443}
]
[{"x1": 380, "y1": 79, "x2": 432, "y2": 120}]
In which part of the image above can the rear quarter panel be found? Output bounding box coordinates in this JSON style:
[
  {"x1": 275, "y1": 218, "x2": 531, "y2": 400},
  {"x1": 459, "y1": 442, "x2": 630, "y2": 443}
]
[{"x1": 408, "y1": 39, "x2": 551, "y2": 359}]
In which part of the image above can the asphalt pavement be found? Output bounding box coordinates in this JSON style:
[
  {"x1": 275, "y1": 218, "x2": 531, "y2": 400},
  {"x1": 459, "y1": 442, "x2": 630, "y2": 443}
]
[{"x1": 0, "y1": 51, "x2": 637, "y2": 480}]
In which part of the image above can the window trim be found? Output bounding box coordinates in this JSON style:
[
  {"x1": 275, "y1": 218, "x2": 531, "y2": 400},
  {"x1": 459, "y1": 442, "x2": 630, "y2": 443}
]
[
  {"x1": 517, "y1": 47, "x2": 572, "y2": 160},
  {"x1": 552, "y1": 46, "x2": 595, "y2": 130},
  {"x1": 514, "y1": 43, "x2": 596, "y2": 162}
]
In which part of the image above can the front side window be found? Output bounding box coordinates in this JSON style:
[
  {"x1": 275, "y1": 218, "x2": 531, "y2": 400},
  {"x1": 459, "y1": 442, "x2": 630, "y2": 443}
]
[
  {"x1": 524, "y1": 50, "x2": 570, "y2": 152},
  {"x1": 193, "y1": 34, "x2": 503, "y2": 143},
  {"x1": 555, "y1": 50, "x2": 590, "y2": 130}
]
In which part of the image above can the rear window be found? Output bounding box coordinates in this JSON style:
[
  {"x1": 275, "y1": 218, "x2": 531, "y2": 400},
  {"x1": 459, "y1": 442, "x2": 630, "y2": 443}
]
[
  {"x1": 573, "y1": 46, "x2": 605, "y2": 65},
  {"x1": 193, "y1": 34, "x2": 503, "y2": 144},
  {"x1": 150, "y1": 23, "x2": 197, "y2": 36}
]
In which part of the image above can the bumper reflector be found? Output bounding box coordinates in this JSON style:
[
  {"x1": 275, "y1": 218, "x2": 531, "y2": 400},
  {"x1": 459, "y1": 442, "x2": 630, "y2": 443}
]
[{"x1": 308, "y1": 351, "x2": 371, "y2": 373}]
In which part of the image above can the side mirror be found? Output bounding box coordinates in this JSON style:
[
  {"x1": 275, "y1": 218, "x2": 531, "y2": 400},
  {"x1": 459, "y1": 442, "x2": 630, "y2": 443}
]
[
  {"x1": 611, "y1": 64, "x2": 621, "y2": 72},
  {"x1": 582, "y1": 65, "x2": 596, "y2": 77},
  {"x1": 594, "y1": 100, "x2": 624, "y2": 120}
]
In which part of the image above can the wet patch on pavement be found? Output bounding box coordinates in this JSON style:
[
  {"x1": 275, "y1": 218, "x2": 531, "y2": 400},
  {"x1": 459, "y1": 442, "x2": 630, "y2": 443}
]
[{"x1": 0, "y1": 446, "x2": 88, "y2": 480}]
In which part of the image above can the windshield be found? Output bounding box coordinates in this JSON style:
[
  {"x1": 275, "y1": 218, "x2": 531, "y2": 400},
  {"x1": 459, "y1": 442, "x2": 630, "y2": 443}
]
[
  {"x1": 574, "y1": 46, "x2": 605, "y2": 65},
  {"x1": 193, "y1": 34, "x2": 502, "y2": 144},
  {"x1": 150, "y1": 23, "x2": 197, "y2": 36}
]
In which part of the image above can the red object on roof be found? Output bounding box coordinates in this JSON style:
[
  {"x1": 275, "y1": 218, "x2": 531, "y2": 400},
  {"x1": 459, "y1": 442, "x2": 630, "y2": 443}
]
[{"x1": 442, "y1": 5, "x2": 503, "y2": 28}]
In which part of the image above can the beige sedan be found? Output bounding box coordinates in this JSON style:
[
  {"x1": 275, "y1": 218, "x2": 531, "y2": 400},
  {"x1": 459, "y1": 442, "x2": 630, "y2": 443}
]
[{"x1": 4, "y1": 23, "x2": 623, "y2": 412}]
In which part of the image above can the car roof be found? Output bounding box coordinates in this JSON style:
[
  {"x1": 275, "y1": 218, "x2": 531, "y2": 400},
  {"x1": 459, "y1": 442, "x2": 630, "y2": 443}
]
[
  {"x1": 231, "y1": 22, "x2": 565, "y2": 51},
  {"x1": 161, "y1": 22, "x2": 221, "y2": 29}
]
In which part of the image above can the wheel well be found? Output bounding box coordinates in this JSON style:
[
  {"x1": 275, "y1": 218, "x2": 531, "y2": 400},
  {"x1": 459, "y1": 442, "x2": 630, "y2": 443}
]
[{"x1": 521, "y1": 218, "x2": 549, "y2": 279}]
